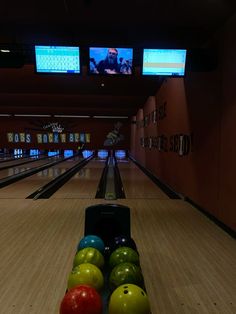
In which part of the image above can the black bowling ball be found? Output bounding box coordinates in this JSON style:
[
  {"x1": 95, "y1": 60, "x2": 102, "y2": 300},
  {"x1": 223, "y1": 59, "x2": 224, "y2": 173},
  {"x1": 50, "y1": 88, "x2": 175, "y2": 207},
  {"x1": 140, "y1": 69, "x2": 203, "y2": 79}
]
[{"x1": 108, "y1": 235, "x2": 138, "y2": 256}]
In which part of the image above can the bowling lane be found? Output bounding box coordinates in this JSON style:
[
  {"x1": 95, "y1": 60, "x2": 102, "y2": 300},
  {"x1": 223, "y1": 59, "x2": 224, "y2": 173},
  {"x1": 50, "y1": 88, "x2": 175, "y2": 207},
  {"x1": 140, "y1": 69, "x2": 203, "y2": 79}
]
[
  {"x1": 0, "y1": 199, "x2": 235, "y2": 314},
  {"x1": 51, "y1": 160, "x2": 106, "y2": 199},
  {"x1": 0, "y1": 154, "x2": 46, "y2": 168},
  {"x1": 0, "y1": 155, "x2": 62, "y2": 179},
  {"x1": 118, "y1": 159, "x2": 169, "y2": 199},
  {"x1": 0, "y1": 155, "x2": 24, "y2": 162},
  {"x1": 0, "y1": 156, "x2": 83, "y2": 198}
]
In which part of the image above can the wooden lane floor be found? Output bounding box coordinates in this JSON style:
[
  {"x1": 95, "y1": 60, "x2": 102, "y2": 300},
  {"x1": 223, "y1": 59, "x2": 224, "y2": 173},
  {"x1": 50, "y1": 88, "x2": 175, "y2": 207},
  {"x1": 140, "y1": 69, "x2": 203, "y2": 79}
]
[
  {"x1": 0, "y1": 157, "x2": 167, "y2": 200},
  {"x1": 51, "y1": 160, "x2": 106, "y2": 199},
  {"x1": 118, "y1": 159, "x2": 169, "y2": 199},
  {"x1": 0, "y1": 155, "x2": 62, "y2": 180},
  {"x1": 0, "y1": 157, "x2": 82, "y2": 198},
  {"x1": 129, "y1": 199, "x2": 236, "y2": 314},
  {"x1": 0, "y1": 154, "x2": 47, "y2": 164},
  {"x1": 0, "y1": 198, "x2": 235, "y2": 314},
  {"x1": 51, "y1": 158, "x2": 168, "y2": 199},
  {"x1": 0, "y1": 156, "x2": 40, "y2": 168}
]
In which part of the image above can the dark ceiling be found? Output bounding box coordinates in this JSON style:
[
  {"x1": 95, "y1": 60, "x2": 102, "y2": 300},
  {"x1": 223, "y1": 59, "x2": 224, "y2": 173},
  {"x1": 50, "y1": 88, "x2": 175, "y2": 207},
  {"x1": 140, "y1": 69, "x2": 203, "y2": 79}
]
[{"x1": 0, "y1": 0, "x2": 235, "y2": 117}]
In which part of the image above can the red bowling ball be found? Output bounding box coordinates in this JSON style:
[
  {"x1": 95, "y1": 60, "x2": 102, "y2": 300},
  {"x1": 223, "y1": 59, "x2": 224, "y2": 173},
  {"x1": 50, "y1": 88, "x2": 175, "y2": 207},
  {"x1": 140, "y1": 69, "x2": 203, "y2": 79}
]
[{"x1": 60, "y1": 285, "x2": 103, "y2": 314}]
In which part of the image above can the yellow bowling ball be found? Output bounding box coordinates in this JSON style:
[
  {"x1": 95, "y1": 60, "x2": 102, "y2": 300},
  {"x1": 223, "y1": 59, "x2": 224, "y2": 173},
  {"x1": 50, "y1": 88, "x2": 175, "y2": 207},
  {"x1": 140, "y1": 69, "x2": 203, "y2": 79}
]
[
  {"x1": 108, "y1": 284, "x2": 151, "y2": 314},
  {"x1": 73, "y1": 247, "x2": 104, "y2": 269},
  {"x1": 68, "y1": 263, "x2": 104, "y2": 291}
]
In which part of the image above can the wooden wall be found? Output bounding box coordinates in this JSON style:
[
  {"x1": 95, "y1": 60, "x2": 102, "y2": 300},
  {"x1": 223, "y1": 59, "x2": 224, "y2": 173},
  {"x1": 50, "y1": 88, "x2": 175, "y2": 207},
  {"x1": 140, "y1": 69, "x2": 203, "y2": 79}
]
[
  {"x1": 218, "y1": 14, "x2": 236, "y2": 231},
  {"x1": 130, "y1": 14, "x2": 236, "y2": 231}
]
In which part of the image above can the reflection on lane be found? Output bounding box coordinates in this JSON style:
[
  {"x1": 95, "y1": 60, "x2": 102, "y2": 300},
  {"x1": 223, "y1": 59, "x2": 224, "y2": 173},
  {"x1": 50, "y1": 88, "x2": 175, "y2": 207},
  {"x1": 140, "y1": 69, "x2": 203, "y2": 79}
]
[
  {"x1": 51, "y1": 160, "x2": 105, "y2": 199},
  {"x1": 0, "y1": 156, "x2": 86, "y2": 199},
  {"x1": 73, "y1": 168, "x2": 90, "y2": 178},
  {"x1": 1, "y1": 155, "x2": 63, "y2": 179},
  {"x1": 8, "y1": 167, "x2": 33, "y2": 176},
  {"x1": 118, "y1": 159, "x2": 169, "y2": 199},
  {"x1": 37, "y1": 168, "x2": 67, "y2": 178},
  {"x1": 35, "y1": 167, "x2": 88, "y2": 178}
]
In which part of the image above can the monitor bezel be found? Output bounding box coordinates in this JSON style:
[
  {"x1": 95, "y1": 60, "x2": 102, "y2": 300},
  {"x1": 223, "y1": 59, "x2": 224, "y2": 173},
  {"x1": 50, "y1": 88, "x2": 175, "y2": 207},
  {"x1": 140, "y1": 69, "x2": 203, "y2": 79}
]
[
  {"x1": 141, "y1": 48, "x2": 187, "y2": 78},
  {"x1": 87, "y1": 46, "x2": 135, "y2": 77},
  {"x1": 34, "y1": 45, "x2": 82, "y2": 75}
]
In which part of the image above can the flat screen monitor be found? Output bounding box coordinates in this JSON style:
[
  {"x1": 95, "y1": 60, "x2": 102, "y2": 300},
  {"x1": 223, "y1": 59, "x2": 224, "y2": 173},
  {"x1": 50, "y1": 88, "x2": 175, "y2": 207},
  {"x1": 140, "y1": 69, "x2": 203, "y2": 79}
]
[
  {"x1": 14, "y1": 149, "x2": 23, "y2": 158},
  {"x1": 30, "y1": 149, "x2": 39, "y2": 156},
  {"x1": 35, "y1": 45, "x2": 80, "y2": 74},
  {"x1": 142, "y1": 49, "x2": 187, "y2": 76},
  {"x1": 89, "y1": 47, "x2": 133, "y2": 75},
  {"x1": 48, "y1": 150, "x2": 59, "y2": 157}
]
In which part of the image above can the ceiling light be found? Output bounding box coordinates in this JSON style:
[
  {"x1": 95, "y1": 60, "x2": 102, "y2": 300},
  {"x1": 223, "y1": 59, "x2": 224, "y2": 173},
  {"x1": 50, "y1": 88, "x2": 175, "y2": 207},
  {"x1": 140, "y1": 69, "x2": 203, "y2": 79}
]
[
  {"x1": 53, "y1": 115, "x2": 90, "y2": 118},
  {"x1": 0, "y1": 49, "x2": 10, "y2": 53},
  {"x1": 14, "y1": 114, "x2": 51, "y2": 117},
  {"x1": 93, "y1": 116, "x2": 129, "y2": 119},
  {"x1": 0, "y1": 113, "x2": 11, "y2": 116}
]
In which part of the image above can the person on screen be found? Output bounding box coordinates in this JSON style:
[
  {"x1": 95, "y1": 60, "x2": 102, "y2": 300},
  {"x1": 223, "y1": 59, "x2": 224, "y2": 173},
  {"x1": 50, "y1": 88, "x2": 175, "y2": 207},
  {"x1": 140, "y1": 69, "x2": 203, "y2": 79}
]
[
  {"x1": 97, "y1": 48, "x2": 120, "y2": 74},
  {"x1": 120, "y1": 59, "x2": 132, "y2": 75},
  {"x1": 89, "y1": 57, "x2": 98, "y2": 74},
  {"x1": 118, "y1": 57, "x2": 124, "y2": 70}
]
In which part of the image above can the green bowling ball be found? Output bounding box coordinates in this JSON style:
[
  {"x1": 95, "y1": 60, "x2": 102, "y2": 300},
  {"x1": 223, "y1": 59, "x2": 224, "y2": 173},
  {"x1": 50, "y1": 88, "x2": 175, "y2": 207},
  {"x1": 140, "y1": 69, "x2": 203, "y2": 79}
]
[
  {"x1": 109, "y1": 262, "x2": 144, "y2": 291},
  {"x1": 109, "y1": 246, "x2": 140, "y2": 269},
  {"x1": 68, "y1": 263, "x2": 104, "y2": 291},
  {"x1": 108, "y1": 284, "x2": 151, "y2": 314},
  {"x1": 73, "y1": 247, "x2": 104, "y2": 269}
]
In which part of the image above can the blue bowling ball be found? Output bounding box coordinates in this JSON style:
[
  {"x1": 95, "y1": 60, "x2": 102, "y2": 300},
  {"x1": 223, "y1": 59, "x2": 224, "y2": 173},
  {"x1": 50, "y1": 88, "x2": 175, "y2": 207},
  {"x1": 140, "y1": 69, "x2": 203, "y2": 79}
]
[{"x1": 78, "y1": 235, "x2": 105, "y2": 253}]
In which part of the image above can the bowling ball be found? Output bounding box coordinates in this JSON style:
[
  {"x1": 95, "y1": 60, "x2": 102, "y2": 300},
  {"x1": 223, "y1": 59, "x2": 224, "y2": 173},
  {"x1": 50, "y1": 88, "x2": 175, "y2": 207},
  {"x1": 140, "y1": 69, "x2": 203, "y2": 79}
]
[
  {"x1": 73, "y1": 247, "x2": 104, "y2": 269},
  {"x1": 108, "y1": 284, "x2": 150, "y2": 314},
  {"x1": 78, "y1": 235, "x2": 105, "y2": 253},
  {"x1": 109, "y1": 247, "x2": 140, "y2": 269},
  {"x1": 60, "y1": 285, "x2": 103, "y2": 314},
  {"x1": 109, "y1": 262, "x2": 144, "y2": 291},
  {"x1": 108, "y1": 235, "x2": 137, "y2": 254},
  {"x1": 68, "y1": 263, "x2": 104, "y2": 291}
]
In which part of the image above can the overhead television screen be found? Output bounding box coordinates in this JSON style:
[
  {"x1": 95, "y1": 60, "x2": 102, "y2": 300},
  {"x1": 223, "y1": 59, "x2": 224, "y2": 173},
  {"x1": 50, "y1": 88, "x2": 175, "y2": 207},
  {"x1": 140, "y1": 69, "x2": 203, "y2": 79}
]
[
  {"x1": 35, "y1": 45, "x2": 80, "y2": 74},
  {"x1": 142, "y1": 49, "x2": 187, "y2": 76},
  {"x1": 30, "y1": 149, "x2": 39, "y2": 157},
  {"x1": 89, "y1": 47, "x2": 133, "y2": 75}
]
